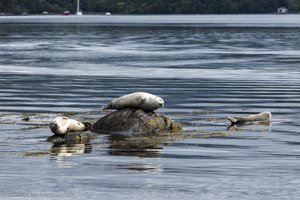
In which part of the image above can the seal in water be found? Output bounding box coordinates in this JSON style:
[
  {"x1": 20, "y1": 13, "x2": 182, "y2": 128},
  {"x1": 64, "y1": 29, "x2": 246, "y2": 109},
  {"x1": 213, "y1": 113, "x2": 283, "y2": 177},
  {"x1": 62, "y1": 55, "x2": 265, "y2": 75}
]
[
  {"x1": 226, "y1": 111, "x2": 272, "y2": 125},
  {"x1": 49, "y1": 116, "x2": 91, "y2": 135},
  {"x1": 101, "y1": 92, "x2": 164, "y2": 111}
]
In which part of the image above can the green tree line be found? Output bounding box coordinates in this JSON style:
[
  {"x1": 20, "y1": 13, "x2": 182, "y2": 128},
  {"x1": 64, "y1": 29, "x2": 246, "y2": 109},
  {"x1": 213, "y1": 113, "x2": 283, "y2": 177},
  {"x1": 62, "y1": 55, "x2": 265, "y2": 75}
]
[{"x1": 1, "y1": 0, "x2": 300, "y2": 14}]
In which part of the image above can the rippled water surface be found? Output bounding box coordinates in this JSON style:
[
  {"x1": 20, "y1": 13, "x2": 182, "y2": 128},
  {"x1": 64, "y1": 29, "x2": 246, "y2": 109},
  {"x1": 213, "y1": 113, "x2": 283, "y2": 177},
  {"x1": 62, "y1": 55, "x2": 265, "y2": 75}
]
[{"x1": 0, "y1": 15, "x2": 300, "y2": 200}]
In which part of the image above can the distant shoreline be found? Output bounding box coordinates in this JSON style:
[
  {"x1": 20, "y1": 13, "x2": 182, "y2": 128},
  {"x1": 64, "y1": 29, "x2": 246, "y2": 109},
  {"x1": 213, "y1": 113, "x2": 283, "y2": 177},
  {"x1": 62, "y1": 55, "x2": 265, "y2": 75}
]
[
  {"x1": 0, "y1": 13, "x2": 297, "y2": 16},
  {"x1": 1, "y1": 14, "x2": 300, "y2": 27}
]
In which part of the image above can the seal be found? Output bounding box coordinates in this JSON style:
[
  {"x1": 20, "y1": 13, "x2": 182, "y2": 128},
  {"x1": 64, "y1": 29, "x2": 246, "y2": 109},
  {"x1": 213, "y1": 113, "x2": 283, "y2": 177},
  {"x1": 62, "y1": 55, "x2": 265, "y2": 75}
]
[
  {"x1": 49, "y1": 116, "x2": 91, "y2": 135},
  {"x1": 226, "y1": 111, "x2": 272, "y2": 125},
  {"x1": 101, "y1": 92, "x2": 164, "y2": 111}
]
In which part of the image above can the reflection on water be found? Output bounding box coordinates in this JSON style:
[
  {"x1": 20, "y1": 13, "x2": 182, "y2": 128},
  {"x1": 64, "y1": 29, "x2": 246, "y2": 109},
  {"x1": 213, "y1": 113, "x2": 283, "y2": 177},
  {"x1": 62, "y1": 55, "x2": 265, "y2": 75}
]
[
  {"x1": 50, "y1": 143, "x2": 93, "y2": 157},
  {"x1": 116, "y1": 163, "x2": 163, "y2": 173},
  {"x1": 1, "y1": 18, "x2": 300, "y2": 200},
  {"x1": 47, "y1": 132, "x2": 167, "y2": 158},
  {"x1": 227, "y1": 121, "x2": 271, "y2": 132},
  {"x1": 107, "y1": 135, "x2": 165, "y2": 158},
  {"x1": 50, "y1": 144, "x2": 92, "y2": 168}
]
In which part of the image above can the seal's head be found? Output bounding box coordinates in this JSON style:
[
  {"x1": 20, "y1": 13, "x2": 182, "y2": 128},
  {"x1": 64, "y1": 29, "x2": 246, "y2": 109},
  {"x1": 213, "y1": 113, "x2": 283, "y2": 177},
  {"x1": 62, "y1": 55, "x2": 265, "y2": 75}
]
[
  {"x1": 50, "y1": 116, "x2": 89, "y2": 135},
  {"x1": 262, "y1": 111, "x2": 272, "y2": 120},
  {"x1": 143, "y1": 95, "x2": 164, "y2": 111},
  {"x1": 155, "y1": 96, "x2": 164, "y2": 108}
]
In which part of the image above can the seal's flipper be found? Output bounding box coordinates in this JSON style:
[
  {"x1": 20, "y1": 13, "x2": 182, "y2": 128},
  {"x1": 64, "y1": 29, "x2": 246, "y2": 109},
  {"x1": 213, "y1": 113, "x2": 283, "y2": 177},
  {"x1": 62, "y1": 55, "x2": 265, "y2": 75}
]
[{"x1": 226, "y1": 116, "x2": 238, "y2": 124}]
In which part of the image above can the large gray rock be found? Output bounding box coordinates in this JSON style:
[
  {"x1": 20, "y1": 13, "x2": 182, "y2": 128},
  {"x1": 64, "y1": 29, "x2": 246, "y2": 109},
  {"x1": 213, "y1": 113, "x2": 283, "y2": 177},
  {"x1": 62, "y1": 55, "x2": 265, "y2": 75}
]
[{"x1": 92, "y1": 108, "x2": 182, "y2": 136}]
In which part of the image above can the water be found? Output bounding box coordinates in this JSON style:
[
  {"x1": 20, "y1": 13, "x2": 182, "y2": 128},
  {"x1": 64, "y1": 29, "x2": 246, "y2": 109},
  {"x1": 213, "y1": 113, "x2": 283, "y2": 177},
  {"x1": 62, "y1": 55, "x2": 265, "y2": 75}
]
[{"x1": 0, "y1": 15, "x2": 300, "y2": 200}]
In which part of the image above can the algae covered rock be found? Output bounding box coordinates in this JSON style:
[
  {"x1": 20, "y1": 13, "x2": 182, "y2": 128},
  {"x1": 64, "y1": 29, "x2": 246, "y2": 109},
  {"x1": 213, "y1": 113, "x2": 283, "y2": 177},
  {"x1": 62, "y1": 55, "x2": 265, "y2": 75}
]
[
  {"x1": 92, "y1": 108, "x2": 182, "y2": 136},
  {"x1": 47, "y1": 132, "x2": 96, "y2": 144}
]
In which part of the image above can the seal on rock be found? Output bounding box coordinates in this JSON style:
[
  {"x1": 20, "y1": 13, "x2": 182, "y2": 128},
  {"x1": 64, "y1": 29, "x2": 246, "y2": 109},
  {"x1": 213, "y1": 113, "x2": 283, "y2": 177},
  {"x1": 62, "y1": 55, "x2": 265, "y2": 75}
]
[
  {"x1": 101, "y1": 92, "x2": 164, "y2": 111},
  {"x1": 226, "y1": 111, "x2": 272, "y2": 125},
  {"x1": 49, "y1": 116, "x2": 91, "y2": 135}
]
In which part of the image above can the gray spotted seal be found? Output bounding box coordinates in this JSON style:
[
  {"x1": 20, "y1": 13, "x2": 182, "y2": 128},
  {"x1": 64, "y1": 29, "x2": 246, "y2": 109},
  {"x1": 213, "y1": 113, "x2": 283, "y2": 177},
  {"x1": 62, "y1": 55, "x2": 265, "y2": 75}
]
[
  {"x1": 49, "y1": 116, "x2": 91, "y2": 135},
  {"x1": 226, "y1": 111, "x2": 272, "y2": 125},
  {"x1": 101, "y1": 92, "x2": 164, "y2": 111}
]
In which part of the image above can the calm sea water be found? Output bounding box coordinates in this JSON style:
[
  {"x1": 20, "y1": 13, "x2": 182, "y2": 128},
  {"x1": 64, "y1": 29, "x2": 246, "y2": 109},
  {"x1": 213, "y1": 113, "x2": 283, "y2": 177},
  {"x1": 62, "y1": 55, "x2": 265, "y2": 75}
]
[{"x1": 0, "y1": 15, "x2": 300, "y2": 200}]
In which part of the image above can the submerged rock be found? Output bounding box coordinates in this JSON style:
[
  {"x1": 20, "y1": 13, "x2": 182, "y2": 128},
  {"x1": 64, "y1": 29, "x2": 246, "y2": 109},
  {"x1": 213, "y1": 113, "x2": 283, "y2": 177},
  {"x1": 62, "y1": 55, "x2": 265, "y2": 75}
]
[{"x1": 92, "y1": 108, "x2": 182, "y2": 136}]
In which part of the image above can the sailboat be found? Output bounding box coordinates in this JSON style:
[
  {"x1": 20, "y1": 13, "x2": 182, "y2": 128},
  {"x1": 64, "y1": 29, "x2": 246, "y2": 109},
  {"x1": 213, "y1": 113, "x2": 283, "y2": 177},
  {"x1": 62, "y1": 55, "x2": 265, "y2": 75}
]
[{"x1": 76, "y1": 0, "x2": 83, "y2": 15}]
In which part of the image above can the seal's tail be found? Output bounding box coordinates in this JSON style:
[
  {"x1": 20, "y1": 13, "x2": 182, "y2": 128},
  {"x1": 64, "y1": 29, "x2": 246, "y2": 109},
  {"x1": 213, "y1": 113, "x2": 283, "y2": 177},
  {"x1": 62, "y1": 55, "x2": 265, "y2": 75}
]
[
  {"x1": 100, "y1": 105, "x2": 107, "y2": 111},
  {"x1": 101, "y1": 102, "x2": 112, "y2": 111},
  {"x1": 82, "y1": 122, "x2": 92, "y2": 131},
  {"x1": 225, "y1": 116, "x2": 238, "y2": 124}
]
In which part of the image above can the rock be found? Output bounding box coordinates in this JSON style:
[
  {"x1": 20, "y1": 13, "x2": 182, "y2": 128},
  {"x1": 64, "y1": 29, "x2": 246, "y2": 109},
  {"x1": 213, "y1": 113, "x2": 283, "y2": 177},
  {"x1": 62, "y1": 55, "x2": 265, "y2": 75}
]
[
  {"x1": 92, "y1": 108, "x2": 182, "y2": 136},
  {"x1": 47, "y1": 132, "x2": 96, "y2": 144}
]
